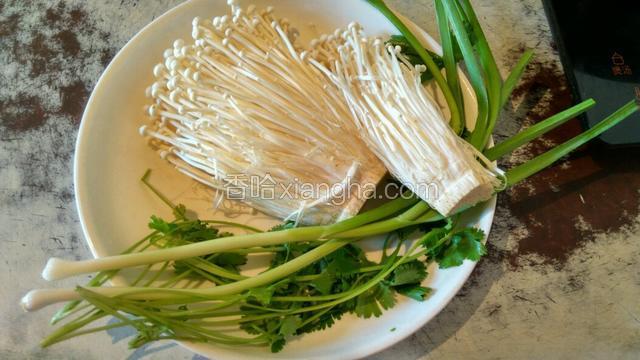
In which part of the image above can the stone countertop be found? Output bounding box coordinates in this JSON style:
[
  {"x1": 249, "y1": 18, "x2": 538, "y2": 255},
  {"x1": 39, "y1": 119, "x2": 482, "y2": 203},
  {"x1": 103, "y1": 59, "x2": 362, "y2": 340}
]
[{"x1": 1, "y1": 1, "x2": 638, "y2": 359}]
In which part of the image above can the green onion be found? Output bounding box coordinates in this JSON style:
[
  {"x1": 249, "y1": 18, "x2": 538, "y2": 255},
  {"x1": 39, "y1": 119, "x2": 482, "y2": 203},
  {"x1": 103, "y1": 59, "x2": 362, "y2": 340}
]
[
  {"x1": 500, "y1": 49, "x2": 534, "y2": 107},
  {"x1": 485, "y1": 98, "x2": 597, "y2": 161},
  {"x1": 505, "y1": 99, "x2": 639, "y2": 186},
  {"x1": 435, "y1": 0, "x2": 465, "y2": 133},
  {"x1": 365, "y1": 0, "x2": 463, "y2": 133}
]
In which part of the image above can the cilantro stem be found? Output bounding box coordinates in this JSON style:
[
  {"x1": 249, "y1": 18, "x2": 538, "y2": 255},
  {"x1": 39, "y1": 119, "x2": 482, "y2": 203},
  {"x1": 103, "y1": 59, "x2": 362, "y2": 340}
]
[
  {"x1": 41, "y1": 310, "x2": 106, "y2": 347},
  {"x1": 194, "y1": 313, "x2": 277, "y2": 325},
  {"x1": 160, "y1": 301, "x2": 244, "y2": 318},
  {"x1": 130, "y1": 264, "x2": 154, "y2": 286},
  {"x1": 142, "y1": 261, "x2": 170, "y2": 287},
  {"x1": 141, "y1": 169, "x2": 182, "y2": 218},
  {"x1": 200, "y1": 220, "x2": 263, "y2": 233},
  {"x1": 180, "y1": 257, "x2": 246, "y2": 281},
  {"x1": 298, "y1": 307, "x2": 333, "y2": 329},
  {"x1": 44, "y1": 318, "x2": 140, "y2": 345}
]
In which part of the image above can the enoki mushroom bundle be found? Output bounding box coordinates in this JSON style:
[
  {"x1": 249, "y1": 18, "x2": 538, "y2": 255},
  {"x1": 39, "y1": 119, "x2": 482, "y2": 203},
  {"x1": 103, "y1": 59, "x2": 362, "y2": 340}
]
[
  {"x1": 140, "y1": 3, "x2": 386, "y2": 224},
  {"x1": 310, "y1": 23, "x2": 502, "y2": 215}
]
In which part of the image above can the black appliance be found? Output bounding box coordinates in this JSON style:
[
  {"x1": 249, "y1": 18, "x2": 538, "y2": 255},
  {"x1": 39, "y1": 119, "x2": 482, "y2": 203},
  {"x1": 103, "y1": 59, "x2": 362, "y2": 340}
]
[{"x1": 543, "y1": 0, "x2": 640, "y2": 145}]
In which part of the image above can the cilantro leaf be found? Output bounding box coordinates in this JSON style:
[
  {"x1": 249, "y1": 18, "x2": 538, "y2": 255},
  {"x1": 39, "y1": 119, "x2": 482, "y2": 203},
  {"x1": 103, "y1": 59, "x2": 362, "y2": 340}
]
[
  {"x1": 421, "y1": 218, "x2": 454, "y2": 251},
  {"x1": 247, "y1": 287, "x2": 275, "y2": 305},
  {"x1": 148, "y1": 216, "x2": 177, "y2": 235},
  {"x1": 309, "y1": 272, "x2": 335, "y2": 295},
  {"x1": 393, "y1": 224, "x2": 422, "y2": 241},
  {"x1": 213, "y1": 252, "x2": 248, "y2": 272},
  {"x1": 437, "y1": 228, "x2": 486, "y2": 268},
  {"x1": 395, "y1": 285, "x2": 432, "y2": 301},
  {"x1": 269, "y1": 242, "x2": 316, "y2": 269},
  {"x1": 355, "y1": 287, "x2": 382, "y2": 318},
  {"x1": 355, "y1": 283, "x2": 396, "y2": 319},
  {"x1": 160, "y1": 219, "x2": 240, "y2": 278},
  {"x1": 270, "y1": 337, "x2": 286, "y2": 353},
  {"x1": 177, "y1": 221, "x2": 225, "y2": 243},
  {"x1": 279, "y1": 316, "x2": 302, "y2": 337},
  {"x1": 238, "y1": 321, "x2": 263, "y2": 335},
  {"x1": 389, "y1": 261, "x2": 428, "y2": 286},
  {"x1": 325, "y1": 246, "x2": 367, "y2": 275},
  {"x1": 269, "y1": 221, "x2": 295, "y2": 232},
  {"x1": 377, "y1": 282, "x2": 396, "y2": 310}
]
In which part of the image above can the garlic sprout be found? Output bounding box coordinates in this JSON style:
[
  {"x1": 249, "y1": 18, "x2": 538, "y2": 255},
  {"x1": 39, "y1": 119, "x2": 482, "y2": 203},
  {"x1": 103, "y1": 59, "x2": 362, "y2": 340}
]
[
  {"x1": 141, "y1": 2, "x2": 386, "y2": 224},
  {"x1": 309, "y1": 23, "x2": 502, "y2": 216}
]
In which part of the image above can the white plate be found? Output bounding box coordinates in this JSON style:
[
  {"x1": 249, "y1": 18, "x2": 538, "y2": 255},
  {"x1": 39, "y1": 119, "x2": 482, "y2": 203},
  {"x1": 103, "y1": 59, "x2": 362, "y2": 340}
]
[{"x1": 73, "y1": 0, "x2": 496, "y2": 359}]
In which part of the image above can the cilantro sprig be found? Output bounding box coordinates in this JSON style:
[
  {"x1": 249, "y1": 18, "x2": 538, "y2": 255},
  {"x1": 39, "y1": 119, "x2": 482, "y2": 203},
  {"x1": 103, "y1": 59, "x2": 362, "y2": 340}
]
[
  {"x1": 42, "y1": 170, "x2": 486, "y2": 352},
  {"x1": 42, "y1": 167, "x2": 492, "y2": 352}
]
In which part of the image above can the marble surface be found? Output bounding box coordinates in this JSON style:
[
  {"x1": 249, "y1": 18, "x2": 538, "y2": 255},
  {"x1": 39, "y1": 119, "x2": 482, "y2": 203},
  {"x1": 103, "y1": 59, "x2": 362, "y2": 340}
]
[{"x1": 1, "y1": 0, "x2": 639, "y2": 359}]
